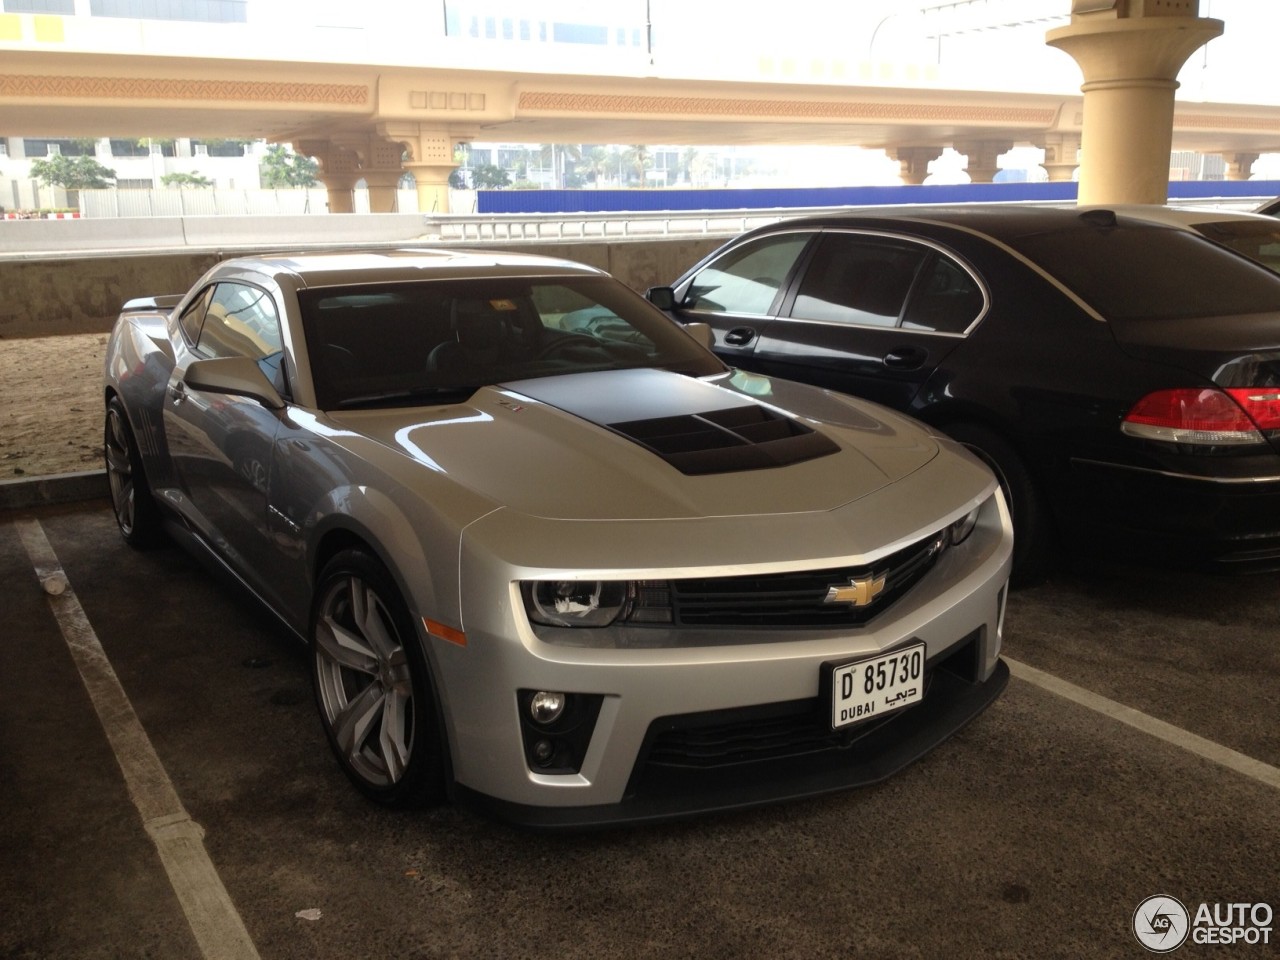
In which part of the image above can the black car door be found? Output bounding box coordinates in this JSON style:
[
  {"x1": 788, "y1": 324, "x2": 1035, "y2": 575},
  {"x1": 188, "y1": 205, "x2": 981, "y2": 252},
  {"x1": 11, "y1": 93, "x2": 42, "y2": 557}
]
[
  {"x1": 746, "y1": 230, "x2": 981, "y2": 411},
  {"x1": 673, "y1": 228, "x2": 818, "y2": 365}
]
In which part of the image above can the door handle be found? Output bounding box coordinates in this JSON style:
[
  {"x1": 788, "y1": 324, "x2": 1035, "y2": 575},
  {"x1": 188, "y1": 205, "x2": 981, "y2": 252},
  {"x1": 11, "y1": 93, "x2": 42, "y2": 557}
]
[
  {"x1": 724, "y1": 327, "x2": 757, "y2": 347},
  {"x1": 882, "y1": 347, "x2": 928, "y2": 371}
]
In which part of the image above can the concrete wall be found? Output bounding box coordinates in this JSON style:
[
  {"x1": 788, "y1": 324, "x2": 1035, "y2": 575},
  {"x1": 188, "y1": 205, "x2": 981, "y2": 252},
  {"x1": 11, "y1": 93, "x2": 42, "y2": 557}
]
[{"x1": 0, "y1": 226, "x2": 724, "y2": 337}]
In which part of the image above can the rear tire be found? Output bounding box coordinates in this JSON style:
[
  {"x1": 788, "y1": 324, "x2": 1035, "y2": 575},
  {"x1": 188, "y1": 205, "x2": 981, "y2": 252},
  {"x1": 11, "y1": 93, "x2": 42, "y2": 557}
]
[
  {"x1": 943, "y1": 422, "x2": 1054, "y2": 585},
  {"x1": 104, "y1": 396, "x2": 163, "y2": 549},
  {"x1": 310, "y1": 549, "x2": 446, "y2": 807}
]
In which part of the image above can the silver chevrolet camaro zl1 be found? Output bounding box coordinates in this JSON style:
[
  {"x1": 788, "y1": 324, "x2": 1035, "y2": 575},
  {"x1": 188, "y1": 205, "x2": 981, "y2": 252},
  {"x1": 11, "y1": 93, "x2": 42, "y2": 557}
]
[{"x1": 103, "y1": 248, "x2": 1011, "y2": 827}]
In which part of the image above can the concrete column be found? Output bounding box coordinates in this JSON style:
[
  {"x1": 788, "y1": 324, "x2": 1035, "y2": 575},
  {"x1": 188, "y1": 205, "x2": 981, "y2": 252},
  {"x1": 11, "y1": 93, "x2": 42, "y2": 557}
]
[
  {"x1": 954, "y1": 139, "x2": 1013, "y2": 184},
  {"x1": 378, "y1": 123, "x2": 473, "y2": 215},
  {"x1": 296, "y1": 138, "x2": 362, "y2": 214},
  {"x1": 298, "y1": 135, "x2": 407, "y2": 213},
  {"x1": 362, "y1": 171, "x2": 403, "y2": 213},
  {"x1": 1041, "y1": 133, "x2": 1081, "y2": 181},
  {"x1": 890, "y1": 146, "x2": 942, "y2": 185},
  {"x1": 1047, "y1": 2, "x2": 1223, "y2": 205},
  {"x1": 1223, "y1": 152, "x2": 1258, "y2": 181}
]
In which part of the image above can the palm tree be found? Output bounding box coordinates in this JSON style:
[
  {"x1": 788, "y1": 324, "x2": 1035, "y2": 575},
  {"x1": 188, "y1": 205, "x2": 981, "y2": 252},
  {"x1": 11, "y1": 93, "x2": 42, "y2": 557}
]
[
  {"x1": 581, "y1": 146, "x2": 610, "y2": 187},
  {"x1": 623, "y1": 145, "x2": 652, "y2": 186}
]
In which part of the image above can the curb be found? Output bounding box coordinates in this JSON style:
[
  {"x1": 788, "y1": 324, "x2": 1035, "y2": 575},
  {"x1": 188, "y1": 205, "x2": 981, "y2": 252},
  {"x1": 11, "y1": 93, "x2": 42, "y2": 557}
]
[{"x1": 0, "y1": 469, "x2": 108, "y2": 511}]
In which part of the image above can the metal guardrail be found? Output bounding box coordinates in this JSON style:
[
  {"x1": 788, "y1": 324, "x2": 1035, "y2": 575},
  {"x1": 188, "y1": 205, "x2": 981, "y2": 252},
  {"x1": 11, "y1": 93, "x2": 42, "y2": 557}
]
[
  {"x1": 416, "y1": 195, "x2": 1270, "y2": 243},
  {"x1": 416, "y1": 207, "x2": 828, "y2": 242}
]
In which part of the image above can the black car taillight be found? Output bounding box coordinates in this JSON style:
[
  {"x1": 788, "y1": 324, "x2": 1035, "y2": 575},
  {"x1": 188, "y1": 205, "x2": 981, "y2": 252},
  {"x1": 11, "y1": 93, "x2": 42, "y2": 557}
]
[{"x1": 1121, "y1": 387, "x2": 1279, "y2": 445}]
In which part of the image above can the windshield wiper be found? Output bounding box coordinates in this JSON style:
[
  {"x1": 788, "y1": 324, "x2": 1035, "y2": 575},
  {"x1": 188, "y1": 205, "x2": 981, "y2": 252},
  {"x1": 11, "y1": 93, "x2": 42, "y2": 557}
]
[{"x1": 333, "y1": 386, "x2": 479, "y2": 409}]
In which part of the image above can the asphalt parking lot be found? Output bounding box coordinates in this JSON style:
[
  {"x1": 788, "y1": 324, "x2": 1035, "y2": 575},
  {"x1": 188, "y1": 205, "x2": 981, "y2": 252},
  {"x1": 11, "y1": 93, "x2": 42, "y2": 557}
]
[{"x1": 2, "y1": 496, "x2": 1277, "y2": 960}]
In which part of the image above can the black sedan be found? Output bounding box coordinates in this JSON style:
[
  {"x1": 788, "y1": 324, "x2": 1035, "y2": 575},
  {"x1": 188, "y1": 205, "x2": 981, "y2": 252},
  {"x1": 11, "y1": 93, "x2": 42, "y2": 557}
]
[{"x1": 649, "y1": 205, "x2": 1280, "y2": 581}]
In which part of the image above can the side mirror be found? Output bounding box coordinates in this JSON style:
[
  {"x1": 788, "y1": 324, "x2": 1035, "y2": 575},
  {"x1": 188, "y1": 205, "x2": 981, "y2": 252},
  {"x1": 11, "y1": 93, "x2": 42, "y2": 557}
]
[
  {"x1": 683, "y1": 322, "x2": 715, "y2": 351},
  {"x1": 646, "y1": 286, "x2": 677, "y2": 311},
  {"x1": 183, "y1": 356, "x2": 285, "y2": 410}
]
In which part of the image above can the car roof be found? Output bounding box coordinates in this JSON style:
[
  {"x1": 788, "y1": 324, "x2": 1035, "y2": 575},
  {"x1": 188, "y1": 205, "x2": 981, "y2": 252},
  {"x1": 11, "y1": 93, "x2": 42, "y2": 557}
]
[
  {"x1": 215, "y1": 247, "x2": 609, "y2": 288},
  {"x1": 738, "y1": 203, "x2": 1198, "y2": 245}
]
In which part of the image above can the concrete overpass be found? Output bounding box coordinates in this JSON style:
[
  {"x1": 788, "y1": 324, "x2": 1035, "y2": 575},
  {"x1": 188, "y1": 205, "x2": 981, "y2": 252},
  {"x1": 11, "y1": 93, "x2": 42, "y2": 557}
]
[{"x1": 1, "y1": 1, "x2": 1275, "y2": 210}]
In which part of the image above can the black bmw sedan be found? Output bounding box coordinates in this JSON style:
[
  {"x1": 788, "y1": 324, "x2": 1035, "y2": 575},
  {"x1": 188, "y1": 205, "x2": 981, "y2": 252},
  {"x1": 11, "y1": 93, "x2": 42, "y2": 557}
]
[{"x1": 649, "y1": 205, "x2": 1280, "y2": 582}]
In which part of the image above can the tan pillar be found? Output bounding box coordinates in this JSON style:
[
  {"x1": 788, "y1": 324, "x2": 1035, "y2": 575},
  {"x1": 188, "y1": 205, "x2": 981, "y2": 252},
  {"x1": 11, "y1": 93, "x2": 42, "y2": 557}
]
[
  {"x1": 890, "y1": 146, "x2": 942, "y2": 185},
  {"x1": 378, "y1": 123, "x2": 472, "y2": 215},
  {"x1": 1041, "y1": 133, "x2": 1081, "y2": 182},
  {"x1": 1047, "y1": 3, "x2": 1223, "y2": 205},
  {"x1": 295, "y1": 138, "x2": 361, "y2": 213},
  {"x1": 954, "y1": 139, "x2": 1013, "y2": 184},
  {"x1": 1223, "y1": 152, "x2": 1259, "y2": 182},
  {"x1": 362, "y1": 171, "x2": 403, "y2": 213}
]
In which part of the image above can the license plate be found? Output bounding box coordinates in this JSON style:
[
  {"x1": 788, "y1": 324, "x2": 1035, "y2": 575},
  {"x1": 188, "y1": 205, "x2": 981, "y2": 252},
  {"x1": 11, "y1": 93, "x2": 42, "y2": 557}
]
[{"x1": 828, "y1": 642, "x2": 926, "y2": 730}]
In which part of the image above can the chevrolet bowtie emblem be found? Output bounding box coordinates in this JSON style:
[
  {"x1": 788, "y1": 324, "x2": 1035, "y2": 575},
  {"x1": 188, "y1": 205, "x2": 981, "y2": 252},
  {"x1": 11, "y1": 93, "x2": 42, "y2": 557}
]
[{"x1": 824, "y1": 573, "x2": 887, "y2": 607}]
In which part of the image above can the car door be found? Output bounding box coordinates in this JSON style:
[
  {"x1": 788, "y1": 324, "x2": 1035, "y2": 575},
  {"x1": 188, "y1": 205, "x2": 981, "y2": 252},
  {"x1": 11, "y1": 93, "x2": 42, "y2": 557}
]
[
  {"x1": 164, "y1": 280, "x2": 288, "y2": 580},
  {"x1": 747, "y1": 230, "x2": 982, "y2": 412},
  {"x1": 673, "y1": 229, "x2": 818, "y2": 366}
]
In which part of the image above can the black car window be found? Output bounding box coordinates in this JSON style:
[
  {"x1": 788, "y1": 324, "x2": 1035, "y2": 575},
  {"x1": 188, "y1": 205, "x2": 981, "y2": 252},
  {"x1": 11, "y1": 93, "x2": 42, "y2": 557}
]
[
  {"x1": 1011, "y1": 223, "x2": 1280, "y2": 321},
  {"x1": 683, "y1": 233, "x2": 812, "y2": 315},
  {"x1": 901, "y1": 254, "x2": 985, "y2": 334},
  {"x1": 790, "y1": 234, "x2": 927, "y2": 328}
]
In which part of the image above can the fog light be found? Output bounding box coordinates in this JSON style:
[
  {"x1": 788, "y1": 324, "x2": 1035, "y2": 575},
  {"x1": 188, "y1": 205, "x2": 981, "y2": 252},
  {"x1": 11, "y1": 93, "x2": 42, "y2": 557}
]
[
  {"x1": 531, "y1": 738, "x2": 555, "y2": 766},
  {"x1": 529, "y1": 690, "x2": 567, "y2": 725}
]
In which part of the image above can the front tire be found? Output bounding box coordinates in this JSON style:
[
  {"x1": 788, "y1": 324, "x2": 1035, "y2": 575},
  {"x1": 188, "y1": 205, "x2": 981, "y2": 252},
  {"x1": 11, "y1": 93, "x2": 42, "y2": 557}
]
[
  {"x1": 104, "y1": 396, "x2": 163, "y2": 549},
  {"x1": 310, "y1": 549, "x2": 445, "y2": 807},
  {"x1": 944, "y1": 422, "x2": 1054, "y2": 585}
]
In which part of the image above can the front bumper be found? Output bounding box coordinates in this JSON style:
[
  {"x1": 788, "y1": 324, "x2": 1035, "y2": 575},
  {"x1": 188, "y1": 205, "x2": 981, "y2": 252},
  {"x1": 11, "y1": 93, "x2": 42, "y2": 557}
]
[
  {"x1": 426, "y1": 491, "x2": 1011, "y2": 827},
  {"x1": 457, "y1": 644, "x2": 1009, "y2": 829}
]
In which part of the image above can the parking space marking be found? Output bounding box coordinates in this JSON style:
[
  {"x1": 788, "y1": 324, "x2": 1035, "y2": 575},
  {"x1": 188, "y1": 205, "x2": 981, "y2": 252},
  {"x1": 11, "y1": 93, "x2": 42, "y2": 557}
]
[
  {"x1": 15, "y1": 517, "x2": 262, "y2": 960},
  {"x1": 1005, "y1": 656, "x2": 1280, "y2": 791}
]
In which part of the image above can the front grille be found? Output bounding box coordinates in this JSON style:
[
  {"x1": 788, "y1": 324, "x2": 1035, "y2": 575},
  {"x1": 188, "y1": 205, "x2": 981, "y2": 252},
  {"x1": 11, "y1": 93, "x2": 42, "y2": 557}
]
[
  {"x1": 666, "y1": 531, "x2": 944, "y2": 627},
  {"x1": 644, "y1": 698, "x2": 903, "y2": 770}
]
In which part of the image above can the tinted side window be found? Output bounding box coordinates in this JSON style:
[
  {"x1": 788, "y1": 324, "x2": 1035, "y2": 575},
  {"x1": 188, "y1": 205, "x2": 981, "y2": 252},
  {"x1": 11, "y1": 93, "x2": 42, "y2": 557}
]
[
  {"x1": 790, "y1": 234, "x2": 927, "y2": 328},
  {"x1": 197, "y1": 283, "x2": 282, "y2": 361},
  {"x1": 901, "y1": 255, "x2": 984, "y2": 333},
  {"x1": 684, "y1": 233, "x2": 812, "y2": 315}
]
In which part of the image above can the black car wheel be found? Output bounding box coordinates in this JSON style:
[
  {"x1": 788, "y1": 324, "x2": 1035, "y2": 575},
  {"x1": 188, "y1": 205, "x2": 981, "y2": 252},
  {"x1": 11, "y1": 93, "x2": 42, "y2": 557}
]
[
  {"x1": 945, "y1": 422, "x2": 1054, "y2": 585},
  {"x1": 310, "y1": 549, "x2": 446, "y2": 807},
  {"x1": 104, "y1": 396, "x2": 163, "y2": 548}
]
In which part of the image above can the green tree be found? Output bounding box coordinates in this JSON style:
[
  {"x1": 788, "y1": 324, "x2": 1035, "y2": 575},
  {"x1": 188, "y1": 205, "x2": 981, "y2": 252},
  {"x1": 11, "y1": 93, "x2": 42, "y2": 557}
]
[
  {"x1": 581, "y1": 146, "x2": 610, "y2": 187},
  {"x1": 259, "y1": 144, "x2": 319, "y2": 188},
  {"x1": 161, "y1": 171, "x2": 213, "y2": 188},
  {"x1": 30, "y1": 154, "x2": 117, "y2": 190},
  {"x1": 472, "y1": 164, "x2": 511, "y2": 189}
]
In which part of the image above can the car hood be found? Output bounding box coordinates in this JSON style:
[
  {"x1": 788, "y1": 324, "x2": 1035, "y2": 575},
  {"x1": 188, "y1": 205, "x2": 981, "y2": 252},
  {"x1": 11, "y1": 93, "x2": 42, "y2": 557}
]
[{"x1": 326, "y1": 368, "x2": 941, "y2": 521}]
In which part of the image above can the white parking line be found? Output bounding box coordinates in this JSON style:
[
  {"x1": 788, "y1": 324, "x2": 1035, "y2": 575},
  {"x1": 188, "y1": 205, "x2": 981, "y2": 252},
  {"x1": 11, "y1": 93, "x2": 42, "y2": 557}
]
[
  {"x1": 1005, "y1": 656, "x2": 1280, "y2": 791},
  {"x1": 16, "y1": 517, "x2": 262, "y2": 960}
]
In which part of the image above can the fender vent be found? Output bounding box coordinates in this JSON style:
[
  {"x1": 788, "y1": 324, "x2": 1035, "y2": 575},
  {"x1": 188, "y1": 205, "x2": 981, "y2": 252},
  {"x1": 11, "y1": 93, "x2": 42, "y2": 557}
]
[{"x1": 609, "y1": 405, "x2": 839, "y2": 475}]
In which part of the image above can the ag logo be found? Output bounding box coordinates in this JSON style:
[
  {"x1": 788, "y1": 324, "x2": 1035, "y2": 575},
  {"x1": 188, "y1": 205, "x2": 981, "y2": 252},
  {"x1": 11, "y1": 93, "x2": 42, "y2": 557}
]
[{"x1": 1134, "y1": 895, "x2": 1190, "y2": 953}]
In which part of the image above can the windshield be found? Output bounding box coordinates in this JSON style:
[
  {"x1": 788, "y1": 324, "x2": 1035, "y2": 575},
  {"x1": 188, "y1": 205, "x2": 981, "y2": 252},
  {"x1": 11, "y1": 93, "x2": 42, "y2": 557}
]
[
  {"x1": 1192, "y1": 219, "x2": 1280, "y2": 275},
  {"x1": 300, "y1": 275, "x2": 725, "y2": 410}
]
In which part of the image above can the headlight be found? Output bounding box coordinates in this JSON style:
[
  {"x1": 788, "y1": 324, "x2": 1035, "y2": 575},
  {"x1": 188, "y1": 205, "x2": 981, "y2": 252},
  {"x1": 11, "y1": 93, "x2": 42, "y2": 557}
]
[
  {"x1": 948, "y1": 504, "x2": 982, "y2": 546},
  {"x1": 524, "y1": 580, "x2": 628, "y2": 627}
]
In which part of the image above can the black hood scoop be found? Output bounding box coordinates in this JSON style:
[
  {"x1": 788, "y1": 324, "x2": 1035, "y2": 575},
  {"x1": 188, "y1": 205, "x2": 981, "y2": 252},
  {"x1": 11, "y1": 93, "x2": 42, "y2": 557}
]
[
  {"x1": 503, "y1": 368, "x2": 840, "y2": 476},
  {"x1": 609, "y1": 405, "x2": 839, "y2": 476}
]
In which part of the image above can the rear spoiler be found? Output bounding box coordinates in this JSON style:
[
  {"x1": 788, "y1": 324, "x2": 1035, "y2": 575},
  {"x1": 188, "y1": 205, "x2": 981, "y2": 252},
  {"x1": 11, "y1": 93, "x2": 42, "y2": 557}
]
[{"x1": 121, "y1": 294, "x2": 184, "y2": 314}]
